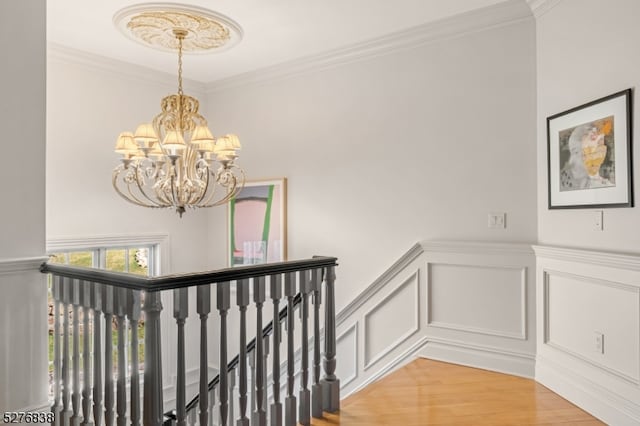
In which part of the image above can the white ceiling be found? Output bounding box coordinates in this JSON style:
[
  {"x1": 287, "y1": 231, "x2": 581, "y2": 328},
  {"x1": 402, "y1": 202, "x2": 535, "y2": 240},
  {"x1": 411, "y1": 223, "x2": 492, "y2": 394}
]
[{"x1": 47, "y1": 0, "x2": 529, "y2": 84}]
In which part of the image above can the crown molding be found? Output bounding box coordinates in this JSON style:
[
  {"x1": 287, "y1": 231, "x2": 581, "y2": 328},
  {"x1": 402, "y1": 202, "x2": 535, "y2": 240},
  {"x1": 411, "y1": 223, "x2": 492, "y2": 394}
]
[
  {"x1": 47, "y1": 43, "x2": 207, "y2": 94},
  {"x1": 205, "y1": 0, "x2": 533, "y2": 93},
  {"x1": 525, "y1": 0, "x2": 563, "y2": 18}
]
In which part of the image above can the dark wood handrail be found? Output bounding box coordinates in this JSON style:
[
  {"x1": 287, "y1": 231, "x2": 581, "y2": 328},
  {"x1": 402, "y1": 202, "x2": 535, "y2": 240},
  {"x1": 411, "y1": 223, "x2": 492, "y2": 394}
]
[{"x1": 40, "y1": 257, "x2": 338, "y2": 292}]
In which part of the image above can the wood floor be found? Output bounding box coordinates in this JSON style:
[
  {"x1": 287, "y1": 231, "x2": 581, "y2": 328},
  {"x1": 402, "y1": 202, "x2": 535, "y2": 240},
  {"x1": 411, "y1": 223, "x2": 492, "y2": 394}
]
[{"x1": 310, "y1": 359, "x2": 604, "y2": 425}]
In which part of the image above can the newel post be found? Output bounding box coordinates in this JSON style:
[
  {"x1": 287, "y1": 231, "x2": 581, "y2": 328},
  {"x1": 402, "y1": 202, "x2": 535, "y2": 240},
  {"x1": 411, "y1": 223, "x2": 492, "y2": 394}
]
[
  {"x1": 320, "y1": 266, "x2": 340, "y2": 412},
  {"x1": 143, "y1": 291, "x2": 164, "y2": 426}
]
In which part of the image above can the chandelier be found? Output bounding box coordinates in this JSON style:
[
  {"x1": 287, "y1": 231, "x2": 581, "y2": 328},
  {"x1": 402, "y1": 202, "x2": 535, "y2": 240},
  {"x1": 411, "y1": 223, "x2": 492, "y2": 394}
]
[{"x1": 112, "y1": 5, "x2": 245, "y2": 217}]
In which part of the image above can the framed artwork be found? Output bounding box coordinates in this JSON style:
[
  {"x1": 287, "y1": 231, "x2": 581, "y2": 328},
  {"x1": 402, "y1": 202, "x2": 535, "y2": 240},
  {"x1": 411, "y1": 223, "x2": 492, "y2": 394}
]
[
  {"x1": 547, "y1": 89, "x2": 633, "y2": 209},
  {"x1": 228, "y1": 178, "x2": 287, "y2": 267}
]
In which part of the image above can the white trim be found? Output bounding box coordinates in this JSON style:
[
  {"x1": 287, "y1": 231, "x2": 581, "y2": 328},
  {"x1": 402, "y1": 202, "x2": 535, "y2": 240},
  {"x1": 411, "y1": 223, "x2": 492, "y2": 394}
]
[
  {"x1": 426, "y1": 263, "x2": 528, "y2": 340},
  {"x1": 536, "y1": 354, "x2": 640, "y2": 425},
  {"x1": 526, "y1": 0, "x2": 563, "y2": 18},
  {"x1": 47, "y1": 43, "x2": 206, "y2": 94},
  {"x1": 344, "y1": 337, "x2": 429, "y2": 399},
  {"x1": 205, "y1": 0, "x2": 532, "y2": 92},
  {"x1": 422, "y1": 240, "x2": 534, "y2": 256},
  {"x1": 542, "y1": 268, "x2": 640, "y2": 384},
  {"x1": 532, "y1": 244, "x2": 640, "y2": 271},
  {"x1": 419, "y1": 336, "x2": 536, "y2": 379},
  {"x1": 337, "y1": 243, "x2": 423, "y2": 324},
  {"x1": 0, "y1": 257, "x2": 49, "y2": 275},
  {"x1": 363, "y1": 270, "x2": 421, "y2": 370},
  {"x1": 46, "y1": 233, "x2": 170, "y2": 275},
  {"x1": 336, "y1": 323, "x2": 358, "y2": 388}
]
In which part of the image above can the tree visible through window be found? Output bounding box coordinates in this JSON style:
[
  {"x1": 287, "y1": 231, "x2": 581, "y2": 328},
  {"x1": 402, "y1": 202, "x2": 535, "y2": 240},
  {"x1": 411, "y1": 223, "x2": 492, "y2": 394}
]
[{"x1": 47, "y1": 244, "x2": 158, "y2": 391}]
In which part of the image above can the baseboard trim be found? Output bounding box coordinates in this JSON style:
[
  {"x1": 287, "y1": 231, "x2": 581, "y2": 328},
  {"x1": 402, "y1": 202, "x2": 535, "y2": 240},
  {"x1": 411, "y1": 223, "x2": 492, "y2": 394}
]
[
  {"x1": 417, "y1": 337, "x2": 535, "y2": 379},
  {"x1": 536, "y1": 356, "x2": 640, "y2": 426},
  {"x1": 343, "y1": 336, "x2": 430, "y2": 399}
]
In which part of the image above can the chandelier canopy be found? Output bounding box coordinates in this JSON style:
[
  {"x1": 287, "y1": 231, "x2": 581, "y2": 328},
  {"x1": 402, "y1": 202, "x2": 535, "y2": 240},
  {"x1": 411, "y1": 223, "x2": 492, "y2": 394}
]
[{"x1": 112, "y1": 5, "x2": 245, "y2": 217}]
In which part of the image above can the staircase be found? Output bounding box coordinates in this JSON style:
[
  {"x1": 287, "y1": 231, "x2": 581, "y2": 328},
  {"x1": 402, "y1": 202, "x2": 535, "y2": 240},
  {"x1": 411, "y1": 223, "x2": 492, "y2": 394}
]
[{"x1": 42, "y1": 257, "x2": 340, "y2": 426}]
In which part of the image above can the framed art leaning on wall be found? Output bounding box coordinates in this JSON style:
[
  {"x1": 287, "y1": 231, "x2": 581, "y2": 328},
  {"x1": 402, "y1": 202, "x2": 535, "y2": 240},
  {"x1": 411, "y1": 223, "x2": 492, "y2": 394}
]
[
  {"x1": 228, "y1": 178, "x2": 287, "y2": 267},
  {"x1": 547, "y1": 88, "x2": 633, "y2": 209}
]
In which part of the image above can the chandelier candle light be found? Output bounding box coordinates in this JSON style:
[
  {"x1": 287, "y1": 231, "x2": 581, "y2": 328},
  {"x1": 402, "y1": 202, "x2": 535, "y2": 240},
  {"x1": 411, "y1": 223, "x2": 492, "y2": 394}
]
[{"x1": 112, "y1": 5, "x2": 245, "y2": 217}]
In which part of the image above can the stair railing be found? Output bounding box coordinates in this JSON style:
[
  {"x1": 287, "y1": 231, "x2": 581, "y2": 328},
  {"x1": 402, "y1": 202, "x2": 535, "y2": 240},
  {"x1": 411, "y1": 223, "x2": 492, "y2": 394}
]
[{"x1": 41, "y1": 256, "x2": 339, "y2": 426}]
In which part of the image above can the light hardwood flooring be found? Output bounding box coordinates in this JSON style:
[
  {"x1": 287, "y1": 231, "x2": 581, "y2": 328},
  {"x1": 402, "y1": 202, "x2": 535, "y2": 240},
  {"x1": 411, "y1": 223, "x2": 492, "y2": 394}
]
[{"x1": 310, "y1": 358, "x2": 604, "y2": 425}]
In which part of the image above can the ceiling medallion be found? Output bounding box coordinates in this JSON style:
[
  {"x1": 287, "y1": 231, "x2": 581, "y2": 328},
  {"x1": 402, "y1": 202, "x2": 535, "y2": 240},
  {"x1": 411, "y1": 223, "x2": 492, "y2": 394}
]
[{"x1": 113, "y1": 3, "x2": 243, "y2": 53}]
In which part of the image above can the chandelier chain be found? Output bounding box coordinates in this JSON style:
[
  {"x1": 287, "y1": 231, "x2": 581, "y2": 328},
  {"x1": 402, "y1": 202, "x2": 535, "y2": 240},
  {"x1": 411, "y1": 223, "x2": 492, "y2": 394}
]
[{"x1": 177, "y1": 32, "x2": 184, "y2": 96}]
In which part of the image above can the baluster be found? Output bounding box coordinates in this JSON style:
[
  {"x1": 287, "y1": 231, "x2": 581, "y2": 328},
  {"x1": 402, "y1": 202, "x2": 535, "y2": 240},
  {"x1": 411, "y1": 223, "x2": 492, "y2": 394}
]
[
  {"x1": 217, "y1": 282, "x2": 230, "y2": 426},
  {"x1": 253, "y1": 276, "x2": 267, "y2": 426},
  {"x1": 321, "y1": 266, "x2": 340, "y2": 412},
  {"x1": 80, "y1": 282, "x2": 93, "y2": 426},
  {"x1": 311, "y1": 269, "x2": 324, "y2": 418},
  {"x1": 92, "y1": 283, "x2": 103, "y2": 426},
  {"x1": 208, "y1": 386, "x2": 216, "y2": 426},
  {"x1": 228, "y1": 367, "x2": 236, "y2": 425},
  {"x1": 115, "y1": 288, "x2": 128, "y2": 426},
  {"x1": 270, "y1": 274, "x2": 283, "y2": 426},
  {"x1": 299, "y1": 270, "x2": 312, "y2": 426},
  {"x1": 174, "y1": 287, "x2": 189, "y2": 426},
  {"x1": 197, "y1": 284, "x2": 211, "y2": 426},
  {"x1": 284, "y1": 272, "x2": 297, "y2": 426},
  {"x1": 103, "y1": 285, "x2": 115, "y2": 426},
  {"x1": 52, "y1": 276, "x2": 62, "y2": 426},
  {"x1": 71, "y1": 279, "x2": 82, "y2": 426},
  {"x1": 262, "y1": 335, "x2": 269, "y2": 410},
  {"x1": 248, "y1": 350, "x2": 256, "y2": 425},
  {"x1": 143, "y1": 291, "x2": 164, "y2": 426},
  {"x1": 127, "y1": 290, "x2": 142, "y2": 426},
  {"x1": 62, "y1": 277, "x2": 72, "y2": 425},
  {"x1": 235, "y1": 278, "x2": 250, "y2": 426}
]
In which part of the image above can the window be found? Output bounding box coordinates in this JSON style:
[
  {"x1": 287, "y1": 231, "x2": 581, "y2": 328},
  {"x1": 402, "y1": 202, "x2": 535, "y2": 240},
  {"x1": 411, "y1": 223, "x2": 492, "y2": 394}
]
[{"x1": 46, "y1": 235, "x2": 167, "y2": 392}]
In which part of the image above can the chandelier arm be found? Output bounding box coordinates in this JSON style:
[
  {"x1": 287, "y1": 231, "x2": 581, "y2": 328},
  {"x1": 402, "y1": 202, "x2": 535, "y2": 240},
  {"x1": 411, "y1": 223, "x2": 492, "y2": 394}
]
[
  {"x1": 200, "y1": 166, "x2": 246, "y2": 208},
  {"x1": 113, "y1": 167, "x2": 156, "y2": 208},
  {"x1": 132, "y1": 161, "x2": 168, "y2": 208},
  {"x1": 193, "y1": 160, "x2": 211, "y2": 206}
]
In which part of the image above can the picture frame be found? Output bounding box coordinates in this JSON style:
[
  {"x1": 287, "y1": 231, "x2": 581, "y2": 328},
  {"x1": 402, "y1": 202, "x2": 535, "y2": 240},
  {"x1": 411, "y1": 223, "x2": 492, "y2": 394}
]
[
  {"x1": 547, "y1": 89, "x2": 633, "y2": 209},
  {"x1": 228, "y1": 178, "x2": 287, "y2": 267}
]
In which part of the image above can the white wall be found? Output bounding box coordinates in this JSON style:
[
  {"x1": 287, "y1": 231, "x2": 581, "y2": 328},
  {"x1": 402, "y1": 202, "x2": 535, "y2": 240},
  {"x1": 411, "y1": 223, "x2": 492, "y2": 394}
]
[
  {"x1": 0, "y1": 0, "x2": 48, "y2": 411},
  {"x1": 205, "y1": 15, "x2": 538, "y2": 312},
  {"x1": 534, "y1": 1, "x2": 640, "y2": 423},
  {"x1": 536, "y1": 0, "x2": 640, "y2": 250},
  {"x1": 46, "y1": 51, "x2": 212, "y2": 274}
]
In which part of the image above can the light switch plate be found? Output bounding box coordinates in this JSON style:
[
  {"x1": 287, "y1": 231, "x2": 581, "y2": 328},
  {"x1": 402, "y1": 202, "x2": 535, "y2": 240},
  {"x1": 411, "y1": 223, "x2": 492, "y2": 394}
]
[
  {"x1": 593, "y1": 210, "x2": 603, "y2": 231},
  {"x1": 488, "y1": 212, "x2": 506, "y2": 229}
]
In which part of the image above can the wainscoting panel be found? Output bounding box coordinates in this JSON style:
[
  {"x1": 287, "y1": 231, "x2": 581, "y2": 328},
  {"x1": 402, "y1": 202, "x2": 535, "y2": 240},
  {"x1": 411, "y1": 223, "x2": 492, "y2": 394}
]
[
  {"x1": 428, "y1": 263, "x2": 526, "y2": 339},
  {"x1": 534, "y1": 245, "x2": 640, "y2": 425},
  {"x1": 363, "y1": 270, "x2": 420, "y2": 370},
  {"x1": 335, "y1": 241, "x2": 536, "y2": 399}
]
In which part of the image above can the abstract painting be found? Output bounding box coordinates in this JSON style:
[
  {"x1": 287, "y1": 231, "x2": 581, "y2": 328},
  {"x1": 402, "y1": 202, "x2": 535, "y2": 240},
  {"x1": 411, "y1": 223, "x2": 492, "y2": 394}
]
[
  {"x1": 547, "y1": 89, "x2": 632, "y2": 209},
  {"x1": 228, "y1": 178, "x2": 287, "y2": 266}
]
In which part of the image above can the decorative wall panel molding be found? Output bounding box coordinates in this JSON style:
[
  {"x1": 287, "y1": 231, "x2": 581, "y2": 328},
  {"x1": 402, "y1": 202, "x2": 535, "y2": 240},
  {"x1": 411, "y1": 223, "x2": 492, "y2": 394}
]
[
  {"x1": 336, "y1": 323, "x2": 358, "y2": 388},
  {"x1": 534, "y1": 245, "x2": 640, "y2": 426},
  {"x1": 363, "y1": 270, "x2": 420, "y2": 370},
  {"x1": 333, "y1": 240, "x2": 536, "y2": 397},
  {"x1": 427, "y1": 263, "x2": 527, "y2": 340}
]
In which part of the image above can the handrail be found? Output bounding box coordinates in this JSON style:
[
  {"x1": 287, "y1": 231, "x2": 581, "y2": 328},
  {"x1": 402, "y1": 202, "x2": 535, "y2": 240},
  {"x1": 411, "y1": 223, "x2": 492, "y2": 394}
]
[
  {"x1": 40, "y1": 257, "x2": 338, "y2": 292},
  {"x1": 162, "y1": 293, "x2": 303, "y2": 421}
]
